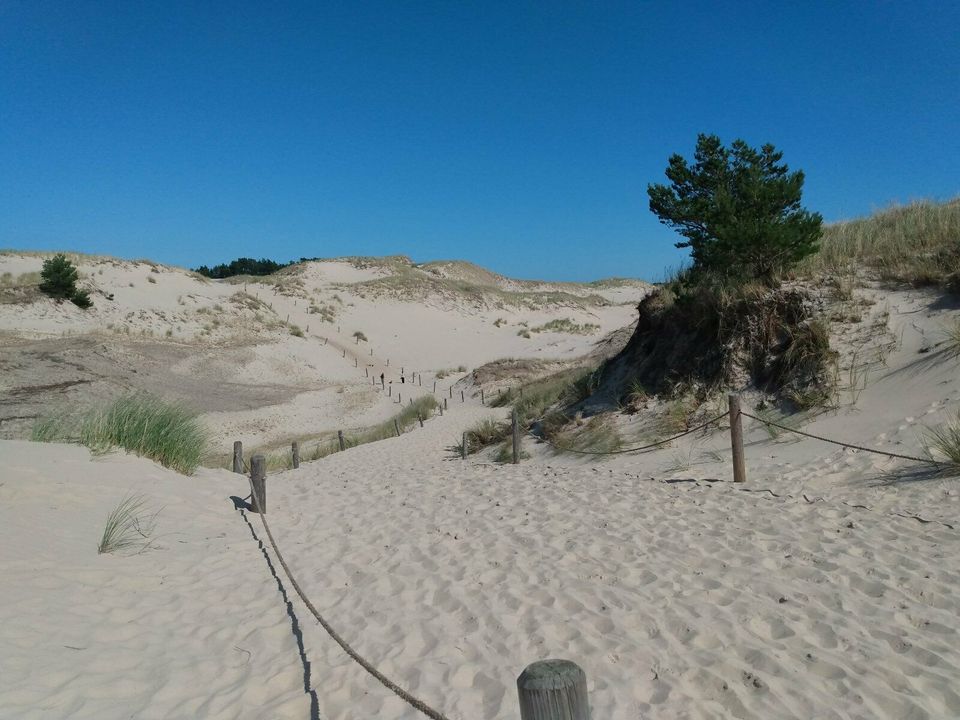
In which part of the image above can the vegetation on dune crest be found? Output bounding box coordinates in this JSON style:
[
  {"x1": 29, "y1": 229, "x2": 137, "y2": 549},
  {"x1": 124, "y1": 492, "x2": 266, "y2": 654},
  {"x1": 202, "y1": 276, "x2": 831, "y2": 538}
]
[
  {"x1": 33, "y1": 394, "x2": 209, "y2": 475},
  {"x1": 799, "y1": 199, "x2": 960, "y2": 291},
  {"x1": 38, "y1": 253, "x2": 93, "y2": 309},
  {"x1": 648, "y1": 134, "x2": 823, "y2": 284}
]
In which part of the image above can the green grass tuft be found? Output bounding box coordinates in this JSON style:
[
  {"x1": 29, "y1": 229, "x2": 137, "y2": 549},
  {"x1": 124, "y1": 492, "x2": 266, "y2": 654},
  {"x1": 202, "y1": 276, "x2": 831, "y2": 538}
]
[
  {"x1": 97, "y1": 494, "x2": 159, "y2": 554},
  {"x1": 924, "y1": 412, "x2": 960, "y2": 471},
  {"x1": 33, "y1": 394, "x2": 208, "y2": 474}
]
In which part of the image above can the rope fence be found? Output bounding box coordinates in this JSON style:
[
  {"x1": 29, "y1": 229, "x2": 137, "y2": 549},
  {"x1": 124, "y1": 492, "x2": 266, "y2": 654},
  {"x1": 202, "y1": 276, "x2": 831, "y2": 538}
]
[{"x1": 229, "y1": 389, "x2": 953, "y2": 720}]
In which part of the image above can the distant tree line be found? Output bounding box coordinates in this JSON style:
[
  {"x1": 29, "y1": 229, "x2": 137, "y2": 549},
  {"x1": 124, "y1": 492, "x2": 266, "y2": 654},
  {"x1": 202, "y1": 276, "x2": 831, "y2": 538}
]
[{"x1": 193, "y1": 256, "x2": 319, "y2": 279}]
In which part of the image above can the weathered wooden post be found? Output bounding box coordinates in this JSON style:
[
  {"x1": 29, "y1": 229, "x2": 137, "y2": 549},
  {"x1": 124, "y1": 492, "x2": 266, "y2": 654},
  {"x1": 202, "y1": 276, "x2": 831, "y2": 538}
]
[
  {"x1": 355, "y1": 358, "x2": 358, "y2": 367},
  {"x1": 517, "y1": 659, "x2": 589, "y2": 720},
  {"x1": 449, "y1": 386, "x2": 453, "y2": 399},
  {"x1": 444, "y1": 398, "x2": 448, "y2": 410},
  {"x1": 291, "y1": 442, "x2": 300, "y2": 469},
  {"x1": 365, "y1": 367, "x2": 369, "y2": 377},
  {"x1": 418, "y1": 374, "x2": 422, "y2": 387},
  {"x1": 729, "y1": 394, "x2": 746, "y2": 483},
  {"x1": 232, "y1": 441, "x2": 243, "y2": 473},
  {"x1": 250, "y1": 455, "x2": 266, "y2": 513},
  {"x1": 461, "y1": 390, "x2": 465, "y2": 403},
  {"x1": 398, "y1": 392, "x2": 402, "y2": 404},
  {"x1": 338, "y1": 430, "x2": 346, "y2": 452},
  {"x1": 417, "y1": 412, "x2": 424, "y2": 427},
  {"x1": 512, "y1": 408, "x2": 521, "y2": 464},
  {"x1": 481, "y1": 388, "x2": 485, "y2": 405},
  {"x1": 433, "y1": 380, "x2": 437, "y2": 392},
  {"x1": 342, "y1": 349, "x2": 346, "y2": 358},
  {"x1": 439, "y1": 404, "x2": 443, "y2": 416},
  {"x1": 389, "y1": 385, "x2": 392, "y2": 397},
  {"x1": 387, "y1": 358, "x2": 390, "y2": 366},
  {"x1": 394, "y1": 419, "x2": 401, "y2": 437},
  {"x1": 461, "y1": 431, "x2": 468, "y2": 459}
]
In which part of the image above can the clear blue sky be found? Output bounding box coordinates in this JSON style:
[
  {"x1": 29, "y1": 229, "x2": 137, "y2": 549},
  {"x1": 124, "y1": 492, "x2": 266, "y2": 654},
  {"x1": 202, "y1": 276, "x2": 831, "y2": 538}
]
[{"x1": 1, "y1": 2, "x2": 957, "y2": 281}]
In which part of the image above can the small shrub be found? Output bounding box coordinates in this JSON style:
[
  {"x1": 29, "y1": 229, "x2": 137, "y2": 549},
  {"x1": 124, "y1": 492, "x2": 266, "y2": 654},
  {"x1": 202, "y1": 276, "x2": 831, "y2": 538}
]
[
  {"x1": 493, "y1": 318, "x2": 506, "y2": 327},
  {"x1": 353, "y1": 330, "x2": 368, "y2": 342},
  {"x1": 70, "y1": 289, "x2": 92, "y2": 309},
  {"x1": 39, "y1": 253, "x2": 92, "y2": 308},
  {"x1": 289, "y1": 325, "x2": 304, "y2": 337},
  {"x1": 517, "y1": 329, "x2": 531, "y2": 339},
  {"x1": 39, "y1": 253, "x2": 79, "y2": 300},
  {"x1": 147, "y1": 276, "x2": 157, "y2": 284},
  {"x1": 98, "y1": 494, "x2": 159, "y2": 554},
  {"x1": 941, "y1": 319, "x2": 960, "y2": 359},
  {"x1": 464, "y1": 417, "x2": 511, "y2": 453}
]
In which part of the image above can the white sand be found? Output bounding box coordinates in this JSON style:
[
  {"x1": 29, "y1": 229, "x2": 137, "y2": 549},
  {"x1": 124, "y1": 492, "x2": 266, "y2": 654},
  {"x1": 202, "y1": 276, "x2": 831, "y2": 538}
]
[{"x1": 1, "y1": 254, "x2": 959, "y2": 718}]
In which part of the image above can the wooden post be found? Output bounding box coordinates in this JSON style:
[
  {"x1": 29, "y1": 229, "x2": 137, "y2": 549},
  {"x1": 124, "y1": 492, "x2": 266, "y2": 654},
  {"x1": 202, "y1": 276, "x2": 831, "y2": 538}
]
[
  {"x1": 370, "y1": 348, "x2": 373, "y2": 355},
  {"x1": 365, "y1": 368, "x2": 369, "y2": 377},
  {"x1": 461, "y1": 431, "x2": 468, "y2": 459},
  {"x1": 387, "y1": 358, "x2": 390, "y2": 366},
  {"x1": 417, "y1": 412, "x2": 424, "y2": 428},
  {"x1": 461, "y1": 390, "x2": 465, "y2": 403},
  {"x1": 444, "y1": 398, "x2": 448, "y2": 410},
  {"x1": 338, "y1": 430, "x2": 346, "y2": 452},
  {"x1": 481, "y1": 388, "x2": 485, "y2": 405},
  {"x1": 342, "y1": 349, "x2": 346, "y2": 358},
  {"x1": 394, "y1": 419, "x2": 401, "y2": 437},
  {"x1": 729, "y1": 394, "x2": 746, "y2": 483},
  {"x1": 512, "y1": 408, "x2": 521, "y2": 464},
  {"x1": 433, "y1": 380, "x2": 436, "y2": 392},
  {"x1": 418, "y1": 374, "x2": 422, "y2": 387},
  {"x1": 517, "y1": 659, "x2": 589, "y2": 720},
  {"x1": 355, "y1": 358, "x2": 358, "y2": 367},
  {"x1": 449, "y1": 386, "x2": 453, "y2": 399},
  {"x1": 250, "y1": 455, "x2": 266, "y2": 513},
  {"x1": 232, "y1": 441, "x2": 243, "y2": 473},
  {"x1": 291, "y1": 442, "x2": 300, "y2": 469},
  {"x1": 389, "y1": 385, "x2": 392, "y2": 397},
  {"x1": 439, "y1": 405, "x2": 443, "y2": 416},
  {"x1": 398, "y1": 392, "x2": 401, "y2": 404}
]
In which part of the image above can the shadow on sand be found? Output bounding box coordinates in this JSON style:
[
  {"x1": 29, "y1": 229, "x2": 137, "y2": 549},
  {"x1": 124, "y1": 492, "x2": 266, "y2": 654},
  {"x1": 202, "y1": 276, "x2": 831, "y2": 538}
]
[{"x1": 230, "y1": 495, "x2": 322, "y2": 720}]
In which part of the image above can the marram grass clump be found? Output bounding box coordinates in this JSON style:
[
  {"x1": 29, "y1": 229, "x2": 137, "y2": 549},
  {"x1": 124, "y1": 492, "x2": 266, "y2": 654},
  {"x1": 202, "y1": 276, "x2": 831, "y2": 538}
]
[
  {"x1": 924, "y1": 411, "x2": 960, "y2": 472},
  {"x1": 33, "y1": 394, "x2": 209, "y2": 475}
]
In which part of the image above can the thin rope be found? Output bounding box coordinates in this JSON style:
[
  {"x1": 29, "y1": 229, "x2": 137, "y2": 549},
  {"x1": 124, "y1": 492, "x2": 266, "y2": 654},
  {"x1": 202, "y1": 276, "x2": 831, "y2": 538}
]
[
  {"x1": 741, "y1": 411, "x2": 944, "y2": 465},
  {"x1": 244, "y1": 477, "x2": 454, "y2": 720},
  {"x1": 531, "y1": 411, "x2": 730, "y2": 456}
]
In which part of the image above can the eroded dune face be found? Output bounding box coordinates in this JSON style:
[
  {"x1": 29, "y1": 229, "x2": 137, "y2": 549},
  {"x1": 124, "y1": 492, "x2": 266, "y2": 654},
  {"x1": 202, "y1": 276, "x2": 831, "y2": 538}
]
[{"x1": 0, "y1": 252, "x2": 649, "y2": 452}]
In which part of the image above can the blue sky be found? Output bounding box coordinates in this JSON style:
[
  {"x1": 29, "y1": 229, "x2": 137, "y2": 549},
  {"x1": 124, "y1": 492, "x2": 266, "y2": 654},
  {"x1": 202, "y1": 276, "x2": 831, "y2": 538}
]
[{"x1": 1, "y1": 2, "x2": 957, "y2": 282}]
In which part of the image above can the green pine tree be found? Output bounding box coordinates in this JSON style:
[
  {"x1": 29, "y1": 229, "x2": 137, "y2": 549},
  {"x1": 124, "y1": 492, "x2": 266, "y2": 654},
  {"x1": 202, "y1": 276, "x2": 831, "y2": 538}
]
[
  {"x1": 648, "y1": 134, "x2": 823, "y2": 283},
  {"x1": 39, "y1": 254, "x2": 79, "y2": 300}
]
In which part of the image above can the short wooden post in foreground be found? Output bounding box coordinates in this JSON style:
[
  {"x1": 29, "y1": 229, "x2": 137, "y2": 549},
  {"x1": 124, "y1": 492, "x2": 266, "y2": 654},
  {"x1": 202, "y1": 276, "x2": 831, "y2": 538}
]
[
  {"x1": 365, "y1": 368, "x2": 369, "y2": 377},
  {"x1": 338, "y1": 430, "x2": 346, "y2": 452},
  {"x1": 444, "y1": 398, "x2": 448, "y2": 410},
  {"x1": 433, "y1": 380, "x2": 436, "y2": 392},
  {"x1": 342, "y1": 349, "x2": 346, "y2": 358},
  {"x1": 232, "y1": 441, "x2": 243, "y2": 473},
  {"x1": 418, "y1": 375, "x2": 422, "y2": 387},
  {"x1": 461, "y1": 390, "x2": 465, "y2": 403},
  {"x1": 449, "y1": 386, "x2": 453, "y2": 399},
  {"x1": 481, "y1": 388, "x2": 485, "y2": 405},
  {"x1": 461, "y1": 431, "x2": 468, "y2": 459},
  {"x1": 417, "y1": 412, "x2": 424, "y2": 428},
  {"x1": 517, "y1": 659, "x2": 589, "y2": 720},
  {"x1": 512, "y1": 408, "x2": 521, "y2": 464},
  {"x1": 394, "y1": 419, "x2": 402, "y2": 437},
  {"x1": 291, "y1": 442, "x2": 300, "y2": 469},
  {"x1": 250, "y1": 455, "x2": 266, "y2": 513},
  {"x1": 389, "y1": 385, "x2": 392, "y2": 397},
  {"x1": 439, "y1": 405, "x2": 444, "y2": 416},
  {"x1": 728, "y1": 394, "x2": 746, "y2": 483}
]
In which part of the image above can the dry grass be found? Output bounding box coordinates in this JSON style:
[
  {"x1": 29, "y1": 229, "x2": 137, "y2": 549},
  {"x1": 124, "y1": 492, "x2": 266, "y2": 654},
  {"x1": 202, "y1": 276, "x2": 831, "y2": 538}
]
[{"x1": 799, "y1": 198, "x2": 960, "y2": 289}]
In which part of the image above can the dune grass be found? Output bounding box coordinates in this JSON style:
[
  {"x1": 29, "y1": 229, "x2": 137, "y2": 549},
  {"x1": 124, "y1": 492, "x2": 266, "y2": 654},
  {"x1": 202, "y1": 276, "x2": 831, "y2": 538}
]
[
  {"x1": 97, "y1": 494, "x2": 159, "y2": 554},
  {"x1": 924, "y1": 412, "x2": 960, "y2": 472},
  {"x1": 799, "y1": 198, "x2": 960, "y2": 289},
  {"x1": 545, "y1": 414, "x2": 623, "y2": 456},
  {"x1": 32, "y1": 394, "x2": 208, "y2": 475}
]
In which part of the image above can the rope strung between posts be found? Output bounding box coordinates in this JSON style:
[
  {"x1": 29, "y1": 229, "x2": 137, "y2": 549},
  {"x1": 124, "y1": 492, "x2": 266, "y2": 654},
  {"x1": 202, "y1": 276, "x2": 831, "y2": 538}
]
[
  {"x1": 530, "y1": 411, "x2": 730, "y2": 456},
  {"x1": 741, "y1": 411, "x2": 944, "y2": 465},
  {"x1": 244, "y1": 477, "x2": 454, "y2": 720}
]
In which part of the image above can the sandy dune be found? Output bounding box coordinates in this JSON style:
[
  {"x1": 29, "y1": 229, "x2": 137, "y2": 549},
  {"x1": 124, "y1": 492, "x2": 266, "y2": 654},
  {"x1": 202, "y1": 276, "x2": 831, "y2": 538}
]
[{"x1": 1, "y1": 253, "x2": 958, "y2": 719}]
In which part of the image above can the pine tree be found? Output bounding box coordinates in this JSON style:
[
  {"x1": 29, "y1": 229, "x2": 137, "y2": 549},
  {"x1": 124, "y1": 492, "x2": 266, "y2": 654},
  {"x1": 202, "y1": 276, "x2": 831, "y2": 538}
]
[
  {"x1": 648, "y1": 134, "x2": 822, "y2": 283},
  {"x1": 39, "y1": 254, "x2": 79, "y2": 300}
]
